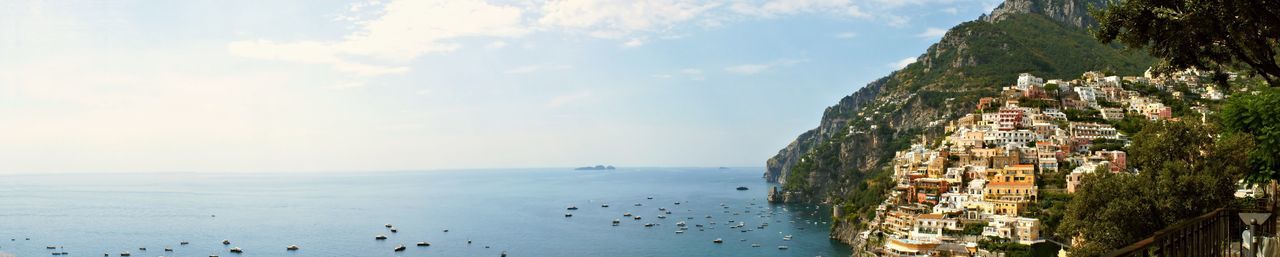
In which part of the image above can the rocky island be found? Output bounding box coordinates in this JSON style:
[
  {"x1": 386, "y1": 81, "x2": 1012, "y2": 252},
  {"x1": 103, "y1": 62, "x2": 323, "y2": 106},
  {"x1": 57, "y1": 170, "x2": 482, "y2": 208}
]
[{"x1": 574, "y1": 165, "x2": 616, "y2": 170}]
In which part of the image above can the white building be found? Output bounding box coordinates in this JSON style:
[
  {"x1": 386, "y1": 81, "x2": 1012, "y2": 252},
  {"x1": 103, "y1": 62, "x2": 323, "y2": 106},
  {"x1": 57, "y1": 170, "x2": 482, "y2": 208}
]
[
  {"x1": 982, "y1": 215, "x2": 1044, "y2": 244},
  {"x1": 1017, "y1": 73, "x2": 1044, "y2": 90}
]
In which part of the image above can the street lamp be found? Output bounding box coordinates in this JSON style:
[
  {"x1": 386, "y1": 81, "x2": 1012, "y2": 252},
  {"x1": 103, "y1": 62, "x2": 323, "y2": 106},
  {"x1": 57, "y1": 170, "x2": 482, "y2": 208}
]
[{"x1": 1238, "y1": 212, "x2": 1272, "y2": 257}]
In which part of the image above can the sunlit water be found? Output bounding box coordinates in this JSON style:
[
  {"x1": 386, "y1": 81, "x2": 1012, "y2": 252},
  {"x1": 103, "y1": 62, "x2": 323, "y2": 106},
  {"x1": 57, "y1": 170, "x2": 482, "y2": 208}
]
[{"x1": 0, "y1": 168, "x2": 850, "y2": 257}]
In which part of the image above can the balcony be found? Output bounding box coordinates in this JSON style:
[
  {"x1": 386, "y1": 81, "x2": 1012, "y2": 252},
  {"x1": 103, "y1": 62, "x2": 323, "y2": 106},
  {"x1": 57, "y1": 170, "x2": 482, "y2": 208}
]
[{"x1": 1103, "y1": 198, "x2": 1276, "y2": 257}]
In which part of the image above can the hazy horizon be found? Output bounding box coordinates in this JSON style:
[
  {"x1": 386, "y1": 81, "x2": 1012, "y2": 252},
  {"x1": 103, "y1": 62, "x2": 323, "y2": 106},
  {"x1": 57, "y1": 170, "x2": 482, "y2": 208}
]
[{"x1": 0, "y1": 0, "x2": 1003, "y2": 173}]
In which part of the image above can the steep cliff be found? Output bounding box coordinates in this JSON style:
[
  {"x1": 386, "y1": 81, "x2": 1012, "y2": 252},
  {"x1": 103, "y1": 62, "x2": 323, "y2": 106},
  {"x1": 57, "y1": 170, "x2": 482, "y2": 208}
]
[
  {"x1": 762, "y1": 0, "x2": 1155, "y2": 246},
  {"x1": 984, "y1": 0, "x2": 1103, "y2": 27}
]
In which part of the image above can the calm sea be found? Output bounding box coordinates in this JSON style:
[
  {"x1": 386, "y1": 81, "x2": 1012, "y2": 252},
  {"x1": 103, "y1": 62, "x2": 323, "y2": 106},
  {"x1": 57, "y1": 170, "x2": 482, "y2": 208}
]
[{"x1": 0, "y1": 168, "x2": 850, "y2": 257}]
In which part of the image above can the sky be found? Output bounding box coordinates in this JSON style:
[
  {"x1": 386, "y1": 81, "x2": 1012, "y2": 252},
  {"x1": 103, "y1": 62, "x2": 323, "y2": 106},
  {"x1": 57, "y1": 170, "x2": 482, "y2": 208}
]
[{"x1": 0, "y1": 0, "x2": 1004, "y2": 173}]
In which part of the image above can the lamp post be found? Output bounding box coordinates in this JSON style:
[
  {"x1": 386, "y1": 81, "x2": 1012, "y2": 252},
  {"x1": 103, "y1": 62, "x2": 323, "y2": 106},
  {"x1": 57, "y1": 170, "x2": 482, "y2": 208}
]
[{"x1": 1238, "y1": 212, "x2": 1272, "y2": 257}]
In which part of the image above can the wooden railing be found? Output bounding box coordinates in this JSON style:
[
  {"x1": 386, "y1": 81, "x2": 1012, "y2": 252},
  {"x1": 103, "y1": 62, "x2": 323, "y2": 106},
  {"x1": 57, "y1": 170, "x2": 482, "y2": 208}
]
[{"x1": 1103, "y1": 199, "x2": 1276, "y2": 257}]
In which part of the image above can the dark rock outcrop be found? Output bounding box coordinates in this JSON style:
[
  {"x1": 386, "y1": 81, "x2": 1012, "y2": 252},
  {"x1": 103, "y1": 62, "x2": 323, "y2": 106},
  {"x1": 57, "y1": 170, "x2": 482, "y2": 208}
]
[{"x1": 983, "y1": 0, "x2": 1105, "y2": 28}]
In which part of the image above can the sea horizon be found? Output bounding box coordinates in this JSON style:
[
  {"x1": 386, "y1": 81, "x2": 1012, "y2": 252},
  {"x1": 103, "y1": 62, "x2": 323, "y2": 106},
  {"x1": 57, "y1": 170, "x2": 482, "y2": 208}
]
[{"x1": 0, "y1": 167, "x2": 850, "y2": 257}]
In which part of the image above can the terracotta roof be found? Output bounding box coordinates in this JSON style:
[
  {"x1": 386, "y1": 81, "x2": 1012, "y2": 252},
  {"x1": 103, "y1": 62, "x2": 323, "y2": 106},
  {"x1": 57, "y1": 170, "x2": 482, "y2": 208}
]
[{"x1": 918, "y1": 213, "x2": 946, "y2": 220}]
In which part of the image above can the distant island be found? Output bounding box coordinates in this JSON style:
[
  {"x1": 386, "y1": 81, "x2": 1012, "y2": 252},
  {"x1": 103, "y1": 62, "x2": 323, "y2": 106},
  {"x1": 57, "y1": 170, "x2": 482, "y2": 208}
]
[{"x1": 574, "y1": 165, "x2": 615, "y2": 170}]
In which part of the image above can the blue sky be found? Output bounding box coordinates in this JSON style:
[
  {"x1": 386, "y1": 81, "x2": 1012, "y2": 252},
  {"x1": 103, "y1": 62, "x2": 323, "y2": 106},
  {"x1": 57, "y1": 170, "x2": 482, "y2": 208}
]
[{"x1": 0, "y1": 0, "x2": 1003, "y2": 173}]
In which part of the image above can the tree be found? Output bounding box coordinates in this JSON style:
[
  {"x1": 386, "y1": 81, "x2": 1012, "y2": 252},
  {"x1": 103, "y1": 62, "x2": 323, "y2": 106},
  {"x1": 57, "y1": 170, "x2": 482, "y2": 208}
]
[
  {"x1": 1059, "y1": 121, "x2": 1250, "y2": 256},
  {"x1": 1219, "y1": 89, "x2": 1280, "y2": 184},
  {"x1": 1091, "y1": 0, "x2": 1280, "y2": 86}
]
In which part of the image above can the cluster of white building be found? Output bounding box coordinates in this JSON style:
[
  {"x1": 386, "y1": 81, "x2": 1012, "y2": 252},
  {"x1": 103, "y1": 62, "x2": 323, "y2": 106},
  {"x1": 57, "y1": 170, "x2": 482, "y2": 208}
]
[{"x1": 868, "y1": 70, "x2": 1211, "y2": 256}]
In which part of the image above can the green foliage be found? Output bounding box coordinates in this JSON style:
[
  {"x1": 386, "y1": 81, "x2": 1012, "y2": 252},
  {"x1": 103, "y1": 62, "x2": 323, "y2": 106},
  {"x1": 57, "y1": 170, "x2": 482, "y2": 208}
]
[
  {"x1": 919, "y1": 91, "x2": 965, "y2": 109},
  {"x1": 962, "y1": 223, "x2": 986, "y2": 236},
  {"x1": 1060, "y1": 121, "x2": 1250, "y2": 256},
  {"x1": 1110, "y1": 114, "x2": 1148, "y2": 135},
  {"x1": 1219, "y1": 88, "x2": 1280, "y2": 184},
  {"x1": 1045, "y1": 83, "x2": 1061, "y2": 95},
  {"x1": 1064, "y1": 108, "x2": 1106, "y2": 123},
  {"x1": 978, "y1": 238, "x2": 1061, "y2": 257},
  {"x1": 1092, "y1": 0, "x2": 1280, "y2": 86},
  {"x1": 1089, "y1": 138, "x2": 1127, "y2": 152},
  {"x1": 1028, "y1": 190, "x2": 1072, "y2": 238}
]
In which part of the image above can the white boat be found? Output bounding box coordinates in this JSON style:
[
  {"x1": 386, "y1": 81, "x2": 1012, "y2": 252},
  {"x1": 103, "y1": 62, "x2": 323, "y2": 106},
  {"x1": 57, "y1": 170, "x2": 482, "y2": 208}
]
[
  {"x1": 287, "y1": 245, "x2": 299, "y2": 251},
  {"x1": 612, "y1": 219, "x2": 621, "y2": 226},
  {"x1": 778, "y1": 245, "x2": 789, "y2": 250},
  {"x1": 712, "y1": 238, "x2": 723, "y2": 243},
  {"x1": 375, "y1": 234, "x2": 388, "y2": 240},
  {"x1": 229, "y1": 247, "x2": 242, "y2": 253},
  {"x1": 385, "y1": 223, "x2": 393, "y2": 228},
  {"x1": 393, "y1": 244, "x2": 406, "y2": 252},
  {"x1": 567, "y1": 205, "x2": 578, "y2": 210},
  {"x1": 222, "y1": 240, "x2": 231, "y2": 245},
  {"x1": 416, "y1": 242, "x2": 430, "y2": 246}
]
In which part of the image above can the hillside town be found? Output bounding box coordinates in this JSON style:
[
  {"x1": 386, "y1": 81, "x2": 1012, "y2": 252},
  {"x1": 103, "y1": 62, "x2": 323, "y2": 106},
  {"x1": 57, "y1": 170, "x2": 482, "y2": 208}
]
[{"x1": 860, "y1": 69, "x2": 1241, "y2": 256}]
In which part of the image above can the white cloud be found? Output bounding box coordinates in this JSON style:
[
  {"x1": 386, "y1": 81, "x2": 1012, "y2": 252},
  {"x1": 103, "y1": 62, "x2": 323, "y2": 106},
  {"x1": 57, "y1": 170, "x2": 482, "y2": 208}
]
[
  {"x1": 884, "y1": 14, "x2": 910, "y2": 27},
  {"x1": 724, "y1": 58, "x2": 809, "y2": 75},
  {"x1": 622, "y1": 38, "x2": 646, "y2": 48},
  {"x1": 547, "y1": 90, "x2": 593, "y2": 107},
  {"x1": 503, "y1": 64, "x2": 573, "y2": 74},
  {"x1": 942, "y1": 7, "x2": 959, "y2": 14},
  {"x1": 834, "y1": 32, "x2": 857, "y2": 39},
  {"x1": 227, "y1": 0, "x2": 961, "y2": 78},
  {"x1": 729, "y1": 0, "x2": 869, "y2": 18},
  {"x1": 651, "y1": 74, "x2": 673, "y2": 79},
  {"x1": 889, "y1": 56, "x2": 917, "y2": 69},
  {"x1": 486, "y1": 41, "x2": 509, "y2": 49},
  {"x1": 538, "y1": 0, "x2": 720, "y2": 39},
  {"x1": 725, "y1": 64, "x2": 770, "y2": 75},
  {"x1": 229, "y1": 0, "x2": 529, "y2": 77},
  {"x1": 916, "y1": 27, "x2": 947, "y2": 38},
  {"x1": 680, "y1": 68, "x2": 705, "y2": 80}
]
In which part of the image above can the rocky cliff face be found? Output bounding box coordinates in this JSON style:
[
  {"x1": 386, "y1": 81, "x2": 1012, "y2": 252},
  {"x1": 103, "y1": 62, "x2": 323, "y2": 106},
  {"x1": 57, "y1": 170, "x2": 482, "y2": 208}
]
[
  {"x1": 765, "y1": 78, "x2": 883, "y2": 183},
  {"x1": 762, "y1": 0, "x2": 1152, "y2": 248},
  {"x1": 984, "y1": 0, "x2": 1103, "y2": 28}
]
